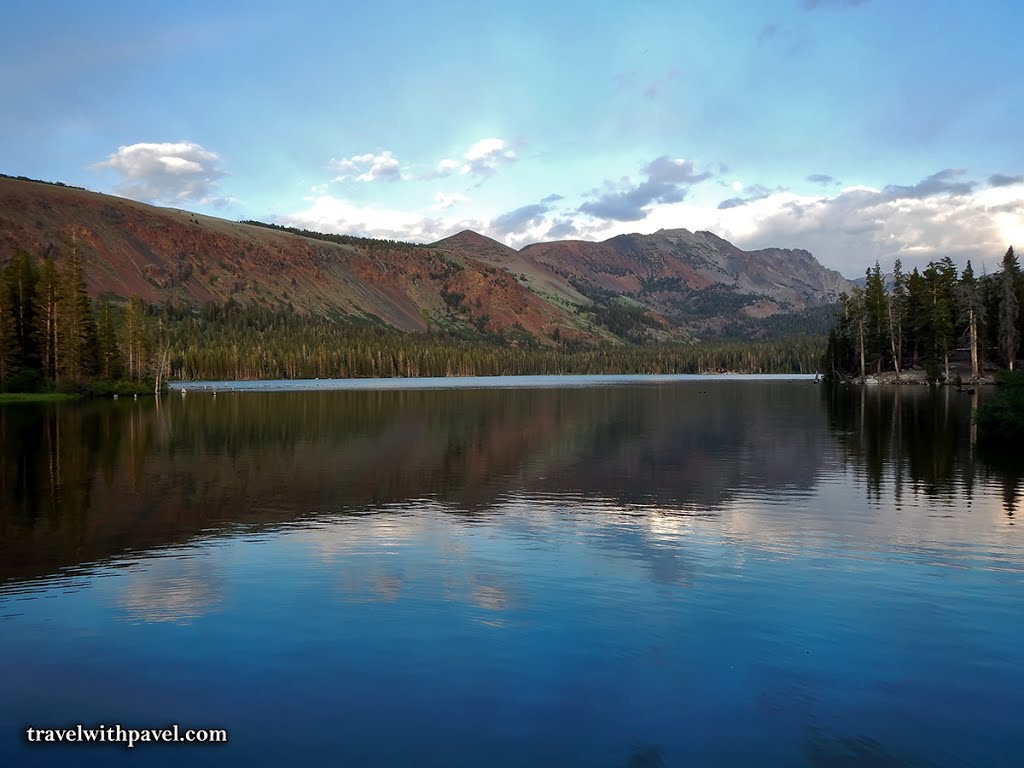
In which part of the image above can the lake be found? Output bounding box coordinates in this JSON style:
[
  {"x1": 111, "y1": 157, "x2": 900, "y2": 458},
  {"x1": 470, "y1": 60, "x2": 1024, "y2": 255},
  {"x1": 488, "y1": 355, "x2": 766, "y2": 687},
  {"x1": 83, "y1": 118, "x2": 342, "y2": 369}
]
[{"x1": 1, "y1": 378, "x2": 1022, "y2": 767}]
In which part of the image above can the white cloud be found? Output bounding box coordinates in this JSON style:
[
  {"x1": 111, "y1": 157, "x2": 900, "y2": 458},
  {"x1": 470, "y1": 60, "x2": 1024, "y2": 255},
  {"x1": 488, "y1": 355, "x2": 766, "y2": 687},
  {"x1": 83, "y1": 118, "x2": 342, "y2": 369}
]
[
  {"x1": 331, "y1": 150, "x2": 403, "y2": 182},
  {"x1": 433, "y1": 191, "x2": 469, "y2": 210},
  {"x1": 93, "y1": 141, "x2": 229, "y2": 207},
  {"x1": 463, "y1": 138, "x2": 516, "y2": 175},
  {"x1": 435, "y1": 158, "x2": 461, "y2": 176},
  {"x1": 282, "y1": 195, "x2": 481, "y2": 243},
  {"x1": 576, "y1": 173, "x2": 1024, "y2": 276},
  {"x1": 282, "y1": 168, "x2": 1022, "y2": 277},
  {"x1": 327, "y1": 140, "x2": 517, "y2": 185},
  {"x1": 284, "y1": 193, "x2": 559, "y2": 249},
  {"x1": 433, "y1": 138, "x2": 517, "y2": 180},
  {"x1": 724, "y1": 184, "x2": 1018, "y2": 275}
]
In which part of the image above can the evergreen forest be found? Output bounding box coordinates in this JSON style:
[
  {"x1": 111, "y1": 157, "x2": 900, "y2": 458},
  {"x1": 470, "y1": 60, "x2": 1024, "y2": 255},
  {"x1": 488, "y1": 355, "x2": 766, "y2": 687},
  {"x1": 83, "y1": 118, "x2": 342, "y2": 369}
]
[
  {"x1": 0, "y1": 246, "x2": 825, "y2": 394},
  {"x1": 823, "y1": 247, "x2": 1023, "y2": 383}
]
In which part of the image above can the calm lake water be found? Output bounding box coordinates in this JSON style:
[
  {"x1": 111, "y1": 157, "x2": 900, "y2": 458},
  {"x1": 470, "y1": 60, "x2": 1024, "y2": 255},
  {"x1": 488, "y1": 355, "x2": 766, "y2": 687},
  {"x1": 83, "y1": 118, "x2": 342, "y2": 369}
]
[{"x1": 1, "y1": 378, "x2": 1022, "y2": 767}]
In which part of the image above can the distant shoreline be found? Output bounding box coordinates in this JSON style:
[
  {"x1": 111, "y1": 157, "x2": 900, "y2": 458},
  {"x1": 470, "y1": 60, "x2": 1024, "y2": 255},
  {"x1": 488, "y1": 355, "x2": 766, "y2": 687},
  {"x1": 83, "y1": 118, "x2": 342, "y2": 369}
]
[{"x1": 169, "y1": 373, "x2": 820, "y2": 393}]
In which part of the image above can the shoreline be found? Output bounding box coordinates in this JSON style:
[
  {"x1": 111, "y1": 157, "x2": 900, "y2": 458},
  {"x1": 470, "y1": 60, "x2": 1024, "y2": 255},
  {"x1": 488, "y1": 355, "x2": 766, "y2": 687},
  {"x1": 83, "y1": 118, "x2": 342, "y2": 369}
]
[
  {"x1": 841, "y1": 369, "x2": 1000, "y2": 386},
  {"x1": 168, "y1": 372, "x2": 820, "y2": 393},
  {"x1": 0, "y1": 392, "x2": 82, "y2": 404}
]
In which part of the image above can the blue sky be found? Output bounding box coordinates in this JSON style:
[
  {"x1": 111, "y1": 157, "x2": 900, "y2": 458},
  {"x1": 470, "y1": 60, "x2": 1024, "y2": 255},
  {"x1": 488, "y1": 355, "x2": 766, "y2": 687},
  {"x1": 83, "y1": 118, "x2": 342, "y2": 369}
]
[{"x1": 2, "y1": 0, "x2": 1022, "y2": 276}]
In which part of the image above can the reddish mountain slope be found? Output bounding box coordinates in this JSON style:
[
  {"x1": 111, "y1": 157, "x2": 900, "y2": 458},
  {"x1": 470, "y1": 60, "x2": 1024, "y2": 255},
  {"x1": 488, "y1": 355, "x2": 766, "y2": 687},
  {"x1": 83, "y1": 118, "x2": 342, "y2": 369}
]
[
  {"x1": 520, "y1": 229, "x2": 851, "y2": 322},
  {"x1": 436, "y1": 227, "x2": 851, "y2": 337},
  {"x1": 434, "y1": 230, "x2": 592, "y2": 310}
]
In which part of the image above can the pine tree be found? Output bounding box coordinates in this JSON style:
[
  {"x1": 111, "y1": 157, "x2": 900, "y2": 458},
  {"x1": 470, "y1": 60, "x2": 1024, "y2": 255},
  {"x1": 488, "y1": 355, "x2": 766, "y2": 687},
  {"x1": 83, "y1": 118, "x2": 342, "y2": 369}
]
[
  {"x1": 863, "y1": 262, "x2": 888, "y2": 373},
  {"x1": 999, "y1": 246, "x2": 1022, "y2": 370},
  {"x1": 905, "y1": 268, "x2": 928, "y2": 369},
  {"x1": 34, "y1": 255, "x2": 59, "y2": 381},
  {"x1": 0, "y1": 269, "x2": 17, "y2": 387},
  {"x1": 924, "y1": 258, "x2": 957, "y2": 382},
  {"x1": 999, "y1": 267, "x2": 1019, "y2": 371},
  {"x1": 958, "y1": 261, "x2": 984, "y2": 381},
  {"x1": 843, "y1": 287, "x2": 867, "y2": 382},
  {"x1": 889, "y1": 259, "x2": 907, "y2": 378},
  {"x1": 55, "y1": 240, "x2": 94, "y2": 382},
  {"x1": 981, "y1": 263, "x2": 1001, "y2": 365},
  {"x1": 94, "y1": 298, "x2": 122, "y2": 380},
  {"x1": 149, "y1": 318, "x2": 172, "y2": 393},
  {"x1": 7, "y1": 250, "x2": 38, "y2": 369},
  {"x1": 121, "y1": 296, "x2": 148, "y2": 381}
]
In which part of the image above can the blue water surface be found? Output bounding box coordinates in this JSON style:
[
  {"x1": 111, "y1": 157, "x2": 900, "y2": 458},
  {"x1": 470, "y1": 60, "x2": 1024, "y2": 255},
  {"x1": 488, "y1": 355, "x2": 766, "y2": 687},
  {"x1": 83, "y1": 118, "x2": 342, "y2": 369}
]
[{"x1": 0, "y1": 380, "x2": 1021, "y2": 767}]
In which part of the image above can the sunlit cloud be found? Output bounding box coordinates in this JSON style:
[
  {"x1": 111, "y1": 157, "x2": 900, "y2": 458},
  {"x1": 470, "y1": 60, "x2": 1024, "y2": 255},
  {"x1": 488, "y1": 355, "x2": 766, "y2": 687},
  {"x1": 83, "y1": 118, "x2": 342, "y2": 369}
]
[
  {"x1": 93, "y1": 141, "x2": 230, "y2": 207},
  {"x1": 462, "y1": 138, "x2": 517, "y2": 177},
  {"x1": 281, "y1": 163, "x2": 1022, "y2": 277},
  {"x1": 433, "y1": 191, "x2": 469, "y2": 210},
  {"x1": 434, "y1": 158, "x2": 461, "y2": 177},
  {"x1": 565, "y1": 169, "x2": 1023, "y2": 275},
  {"x1": 331, "y1": 150, "x2": 404, "y2": 182},
  {"x1": 282, "y1": 194, "x2": 481, "y2": 242},
  {"x1": 432, "y1": 138, "x2": 517, "y2": 180}
]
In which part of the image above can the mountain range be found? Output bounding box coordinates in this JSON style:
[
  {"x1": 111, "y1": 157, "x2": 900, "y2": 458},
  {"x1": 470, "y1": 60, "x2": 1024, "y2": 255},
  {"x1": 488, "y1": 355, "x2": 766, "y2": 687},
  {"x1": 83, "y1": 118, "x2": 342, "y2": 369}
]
[{"x1": 0, "y1": 175, "x2": 851, "y2": 345}]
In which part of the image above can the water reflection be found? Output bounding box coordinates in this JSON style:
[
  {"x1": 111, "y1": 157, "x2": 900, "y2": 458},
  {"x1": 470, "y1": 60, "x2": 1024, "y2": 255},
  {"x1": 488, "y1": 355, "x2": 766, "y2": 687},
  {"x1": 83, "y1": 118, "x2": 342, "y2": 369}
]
[
  {"x1": 0, "y1": 382, "x2": 1019, "y2": 585},
  {"x1": 823, "y1": 384, "x2": 1021, "y2": 517},
  {"x1": 1, "y1": 381, "x2": 1022, "y2": 767},
  {"x1": 116, "y1": 553, "x2": 225, "y2": 624}
]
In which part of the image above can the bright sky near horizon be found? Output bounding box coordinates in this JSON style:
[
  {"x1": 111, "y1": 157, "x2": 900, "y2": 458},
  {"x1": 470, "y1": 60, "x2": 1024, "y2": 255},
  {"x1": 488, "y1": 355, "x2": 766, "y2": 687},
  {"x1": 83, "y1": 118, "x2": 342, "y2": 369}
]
[{"x1": 2, "y1": 0, "x2": 1022, "y2": 277}]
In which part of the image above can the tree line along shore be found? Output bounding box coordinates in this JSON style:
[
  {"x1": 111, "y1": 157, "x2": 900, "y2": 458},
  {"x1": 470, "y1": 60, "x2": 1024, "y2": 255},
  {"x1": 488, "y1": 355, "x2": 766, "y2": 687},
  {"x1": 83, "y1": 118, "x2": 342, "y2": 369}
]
[
  {"x1": 823, "y1": 247, "x2": 1022, "y2": 385},
  {"x1": 0, "y1": 245, "x2": 825, "y2": 397},
  {"x1": 3, "y1": 240, "x2": 1021, "y2": 441}
]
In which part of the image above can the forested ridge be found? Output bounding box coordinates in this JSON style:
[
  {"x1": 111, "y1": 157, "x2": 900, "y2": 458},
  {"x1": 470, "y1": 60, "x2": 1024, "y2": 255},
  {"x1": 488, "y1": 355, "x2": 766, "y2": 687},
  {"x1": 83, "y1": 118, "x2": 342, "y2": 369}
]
[
  {"x1": 239, "y1": 219, "x2": 430, "y2": 253},
  {"x1": 0, "y1": 246, "x2": 825, "y2": 393},
  {"x1": 824, "y1": 247, "x2": 1023, "y2": 383}
]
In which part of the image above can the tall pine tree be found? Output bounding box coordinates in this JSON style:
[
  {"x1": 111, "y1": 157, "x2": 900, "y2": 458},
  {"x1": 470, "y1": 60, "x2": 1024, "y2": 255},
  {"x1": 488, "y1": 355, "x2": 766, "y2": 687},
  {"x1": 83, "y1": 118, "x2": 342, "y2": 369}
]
[
  {"x1": 121, "y1": 297, "x2": 148, "y2": 381},
  {"x1": 923, "y1": 258, "x2": 957, "y2": 381},
  {"x1": 998, "y1": 247, "x2": 1021, "y2": 370},
  {"x1": 55, "y1": 239, "x2": 94, "y2": 382},
  {"x1": 94, "y1": 298, "x2": 122, "y2": 380},
  {"x1": 7, "y1": 250, "x2": 38, "y2": 370},
  {"x1": 0, "y1": 269, "x2": 17, "y2": 387},
  {"x1": 34, "y1": 255, "x2": 59, "y2": 381},
  {"x1": 889, "y1": 259, "x2": 907, "y2": 378},
  {"x1": 863, "y1": 262, "x2": 888, "y2": 373},
  {"x1": 958, "y1": 261, "x2": 984, "y2": 381}
]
